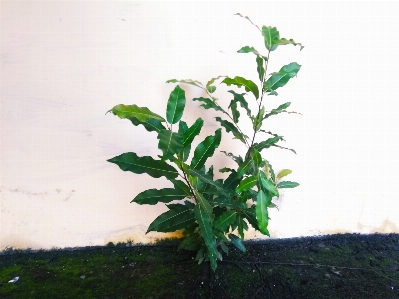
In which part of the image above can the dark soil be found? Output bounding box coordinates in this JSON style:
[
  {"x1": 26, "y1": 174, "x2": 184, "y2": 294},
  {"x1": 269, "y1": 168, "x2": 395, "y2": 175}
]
[{"x1": 1, "y1": 233, "x2": 399, "y2": 298}]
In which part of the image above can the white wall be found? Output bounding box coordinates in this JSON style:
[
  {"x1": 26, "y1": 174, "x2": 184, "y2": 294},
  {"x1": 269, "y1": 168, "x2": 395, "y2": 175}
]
[{"x1": 1, "y1": 1, "x2": 399, "y2": 250}]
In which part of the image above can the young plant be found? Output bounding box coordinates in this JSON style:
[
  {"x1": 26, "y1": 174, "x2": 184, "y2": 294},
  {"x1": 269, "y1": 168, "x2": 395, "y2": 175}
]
[{"x1": 107, "y1": 15, "x2": 302, "y2": 271}]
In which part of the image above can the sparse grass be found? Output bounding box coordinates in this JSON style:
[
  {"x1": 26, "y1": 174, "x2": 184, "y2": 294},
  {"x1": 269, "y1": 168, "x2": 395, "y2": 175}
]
[{"x1": 1, "y1": 234, "x2": 399, "y2": 298}]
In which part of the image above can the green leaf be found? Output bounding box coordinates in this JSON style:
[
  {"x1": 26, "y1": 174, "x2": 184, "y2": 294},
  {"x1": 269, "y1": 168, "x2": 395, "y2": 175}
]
[
  {"x1": 215, "y1": 117, "x2": 246, "y2": 143},
  {"x1": 229, "y1": 100, "x2": 240, "y2": 123},
  {"x1": 254, "y1": 136, "x2": 284, "y2": 152},
  {"x1": 214, "y1": 210, "x2": 237, "y2": 231},
  {"x1": 237, "y1": 46, "x2": 261, "y2": 56},
  {"x1": 264, "y1": 160, "x2": 275, "y2": 182},
  {"x1": 206, "y1": 85, "x2": 216, "y2": 93},
  {"x1": 193, "y1": 97, "x2": 224, "y2": 112},
  {"x1": 157, "y1": 130, "x2": 183, "y2": 161},
  {"x1": 264, "y1": 62, "x2": 301, "y2": 93},
  {"x1": 263, "y1": 102, "x2": 291, "y2": 119},
  {"x1": 194, "y1": 205, "x2": 219, "y2": 270},
  {"x1": 166, "y1": 85, "x2": 186, "y2": 124},
  {"x1": 274, "y1": 38, "x2": 304, "y2": 50},
  {"x1": 235, "y1": 175, "x2": 258, "y2": 193},
  {"x1": 108, "y1": 152, "x2": 178, "y2": 179},
  {"x1": 206, "y1": 75, "x2": 226, "y2": 87},
  {"x1": 237, "y1": 215, "x2": 246, "y2": 239},
  {"x1": 209, "y1": 196, "x2": 246, "y2": 209},
  {"x1": 221, "y1": 151, "x2": 243, "y2": 165},
  {"x1": 228, "y1": 90, "x2": 251, "y2": 117},
  {"x1": 178, "y1": 233, "x2": 201, "y2": 251},
  {"x1": 219, "y1": 167, "x2": 233, "y2": 173},
  {"x1": 252, "y1": 148, "x2": 262, "y2": 172},
  {"x1": 194, "y1": 190, "x2": 214, "y2": 219},
  {"x1": 277, "y1": 169, "x2": 292, "y2": 179},
  {"x1": 191, "y1": 128, "x2": 222, "y2": 170},
  {"x1": 222, "y1": 76, "x2": 259, "y2": 99},
  {"x1": 167, "y1": 78, "x2": 203, "y2": 89},
  {"x1": 171, "y1": 180, "x2": 192, "y2": 197},
  {"x1": 183, "y1": 118, "x2": 204, "y2": 146},
  {"x1": 261, "y1": 26, "x2": 280, "y2": 51},
  {"x1": 109, "y1": 104, "x2": 165, "y2": 122},
  {"x1": 178, "y1": 121, "x2": 189, "y2": 135},
  {"x1": 243, "y1": 206, "x2": 260, "y2": 230},
  {"x1": 259, "y1": 171, "x2": 279, "y2": 197},
  {"x1": 228, "y1": 234, "x2": 246, "y2": 253},
  {"x1": 236, "y1": 156, "x2": 253, "y2": 178},
  {"x1": 132, "y1": 188, "x2": 187, "y2": 205},
  {"x1": 223, "y1": 171, "x2": 241, "y2": 191},
  {"x1": 255, "y1": 190, "x2": 271, "y2": 235},
  {"x1": 128, "y1": 117, "x2": 166, "y2": 133},
  {"x1": 188, "y1": 169, "x2": 225, "y2": 195},
  {"x1": 277, "y1": 181, "x2": 300, "y2": 188},
  {"x1": 147, "y1": 204, "x2": 195, "y2": 233},
  {"x1": 256, "y1": 56, "x2": 265, "y2": 82}
]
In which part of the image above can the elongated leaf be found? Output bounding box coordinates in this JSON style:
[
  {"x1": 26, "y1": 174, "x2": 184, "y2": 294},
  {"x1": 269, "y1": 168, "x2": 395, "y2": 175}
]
[
  {"x1": 108, "y1": 152, "x2": 178, "y2": 179},
  {"x1": 229, "y1": 101, "x2": 240, "y2": 123},
  {"x1": 256, "y1": 55, "x2": 265, "y2": 82},
  {"x1": 252, "y1": 148, "x2": 262, "y2": 172},
  {"x1": 228, "y1": 90, "x2": 251, "y2": 117},
  {"x1": 209, "y1": 196, "x2": 246, "y2": 209},
  {"x1": 157, "y1": 130, "x2": 183, "y2": 161},
  {"x1": 243, "y1": 206, "x2": 260, "y2": 230},
  {"x1": 132, "y1": 188, "x2": 187, "y2": 205},
  {"x1": 259, "y1": 171, "x2": 279, "y2": 197},
  {"x1": 272, "y1": 144, "x2": 297, "y2": 155},
  {"x1": 254, "y1": 135, "x2": 284, "y2": 152},
  {"x1": 237, "y1": 46, "x2": 261, "y2": 57},
  {"x1": 263, "y1": 102, "x2": 291, "y2": 119},
  {"x1": 166, "y1": 85, "x2": 186, "y2": 124},
  {"x1": 191, "y1": 128, "x2": 222, "y2": 169},
  {"x1": 237, "y1": 156, "x2": 253, "y2": 178},
  {"x1": 261, "y1": 26, "x2": 280, "y2": 51},
  {"x1": 207, "y1": 75, "x2": 226, "y2": 87},
  {"x1": 223, "y1": 171, "x2": 241, "y2": 191},
  {"x1": 147, "y1": 204, "x2": 195, "y2": 233},
  {"x1": 274, "y1": 38, "x2": 304, "y2": 50},
  {"x1": 221, "y1": 151, "x2": 243, "y2": 165},
  {"x1": 194, "y1": 190, "x2": 214, "y2": 219},
  {"x1": 215, "y1": 117, "x2": 246, "y2": 143},
  {"x1": 178, "y1": 121, "x2": 191, "y2": 161},
  {"x1": 219, "y1": 167, "x2": 233, "y2": 173},
  {"x1": 206, "y1": 85, "x2": 216, "y2": 93},
  {"x1": 228, "y1": 234, "x2": 246, "y2": 253},
  {"x1": 194, "y1": 205, "x2": 218, "y2": 270},
  {"x1": 234, "y1": 13, "x2": 261, "y2": 32},
  {"x1": 222, "y1": 76, "x2": 259, "y2": 99},
  {"x1": 179, "y1": 121, "x2": 189, "y2": 134},
  {"x1": 277, "y1": 169, "x2": 292, "y2": 179},
  {"x1": 109, "y1": 104, "x2": 165, "y2": 122},
  {"x1": 235, "y1": 175, "x2": 258, "y2": 193},
  {"x1": 188, "y1": 169, "x2": 225, "y2": 195},
  {"x1": 178, "y1": 233, "x2": 201, "y2": 251},
  {"x1": 167, "y1": 78, "x2": 203, "y2": 89},
  {"x1": 171, "y1": 180, "x2": 192, "y2": 197},
  {"x1": 193, "y1": 97, "x2": 224, "y2": 112},
  {"x1": 214, "y1": 210, "x2": 237, "y2": 231},
  {"x1": 128, "y1": 117, "x2": 166, "y2": 133},
  {"x1": 277, "y1": 181, "x2": 300, "y2": 188},
  {"x1": 255, "y1": 190, "x2": 271, "y2": 235},
  {"x1": 264, "y1": 62, "x2": 301, "y2": 93},
  {"x1": 264, "y1": 160, "x2": 275, "y2": 182},
  {"x1": 184, "y1": 118, "x2": 204, "y2": 146}
]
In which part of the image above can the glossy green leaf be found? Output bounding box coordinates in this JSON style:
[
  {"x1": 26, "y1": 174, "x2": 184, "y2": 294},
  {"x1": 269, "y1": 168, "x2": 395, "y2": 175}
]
[
  {"x1": 263, "y1": 102, "x2": 291, "y2": 119},
  {"x1": 214, "y1": 210, "x2": 237, "y2": 231},
  {"x1": 132, "y1": 188, "x2": 186, "y2": 205},
  {"x1": 254, "y1": 135, "x2": 283, "y2": 152},
  {"x1": 128, "y1": 117, "x2": 166, "y2": 133},
  {"x1": 277, "y1": 169, "x2": 292, "y2": 179},
  {"x1": 109, "y1": 104, "x2": 165, "y2": 122},
  {"x1": 193, "y1": 97, "x2": 224, "y2": 112},
  {"x1": 206, "y1": 75, "x2": 226, "y2": 87},
  {"x1": 237, "y1": 46, "x2": 262, "y2": 57},
  {"x1": 178, "y1": 121, "x2": 189, "y2": 134},
  {"x1": 228, "y1": 234, "x2": 246, "y2": 253},
  {"x1": 263, "y1": 160, "x2": 276, "y2": 182},
  {"x1": 157, "y1": 130, "x2": 183, "y2": 161},
  {"x1": 277, "y1": 181, "x2": 300, "y2": 188},
  {"x1": 221, "y1": 151, "x2": 243, "y2": 165},
  {"x1": 219, "y1": 167, "x2": 233, "y2": 173},
  {"x1": 235, "y1": 175, "x2": 258, "y2": 193},
  {"x1": 261, "y1": 26, "x2": 280, "y2": 51},
  {"x1": 274, "y1": 38, "x2": 304, "y2": 50},
  {"x1": 194, "y1": 205, "x2": 218, "y2": 270},
  {"x1": 223, "y1": 171, "x2": 241, "y2": 191},
  {"x1": 222, "y1": 76, "x2": 259, "y2": 99},
  {"x1": 215, "y1": 117, "x2": 246, "y2": 143},
  {"x1": 167, "y1": 78, "x2": 203, "y2": 89},
  {"x1": 264, "y1": 62, "x2": 301, "y2": 93},
  {"x1": 166, "y1": 85, "x2": 186, "y2": 124},
  {"x1": 147, "y1": 204, "x2": 195, "y2": 233},
  {"x1": 209, "y1": 196, "x2": 246, "y2": 209},
  {"x1": 256, "y1": 55, "x2": 265, "y2": 82},
  {"x1": 229, "y1": 100, "x2": 240, "y2": 123},
  {"x1": 188, "y1": 169, "x2": 225, "y2": 195},
  {"x1": 183, "y1": 118, "x2": 204, "y2": 146},
  {"x1": 252, "y1": 148, "x2": 262, "y2": 172},
  {"x1": 237, "y1": 215, "x2": 246, "y2": 239},
  {"x1": 255, "y1": 190, "x2": 271, "y2": 235},
  {"x1": 243, "y1": 206, "x2": 260, "y2": 230},
  {"x1": 191, "y1": 128, "x2": 222, "y2": 169},
  {"x1": 260, "y1": 171, "x2": 279, "y2": 197},
  {"x1": 108, "y1": 152, "x2": 178, "y2": 179},
  {"x1": 228, "y1": 90, "x2": 251, "y2": 117},
  {"x1": 194, "y1": 190, "x2": 214, "y2": 219},
  {"x1": 171, "y1": 179, "x2": 192, "y2": 197},
  {"x1": 236, "y1": 156, "x2": 253, "y2": 178},
  {"x1": 178, "y1": 233, "x2": 201, "y2": 251}
]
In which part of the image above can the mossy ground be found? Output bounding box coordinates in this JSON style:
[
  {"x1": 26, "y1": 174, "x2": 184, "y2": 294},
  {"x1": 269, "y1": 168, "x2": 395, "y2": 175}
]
[{"x1": 1, "y1": 234, "x2": 399, "y2": 298}]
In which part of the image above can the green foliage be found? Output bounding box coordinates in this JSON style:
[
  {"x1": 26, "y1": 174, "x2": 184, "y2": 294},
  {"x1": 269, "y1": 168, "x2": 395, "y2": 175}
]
[{"x1": 108, "y1": 15, "x2": 302, "y2": 271}]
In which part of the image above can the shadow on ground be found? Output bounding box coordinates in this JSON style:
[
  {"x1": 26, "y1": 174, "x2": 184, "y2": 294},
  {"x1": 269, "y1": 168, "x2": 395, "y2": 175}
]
[{"x1": 1, "y1": 233, "x2": 399, "y2": 298}]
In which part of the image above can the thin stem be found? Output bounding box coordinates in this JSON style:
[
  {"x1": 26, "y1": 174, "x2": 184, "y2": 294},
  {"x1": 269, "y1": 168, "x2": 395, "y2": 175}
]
[{"x1": 179, "y1": 161, "x2": 198, "y2": 204}]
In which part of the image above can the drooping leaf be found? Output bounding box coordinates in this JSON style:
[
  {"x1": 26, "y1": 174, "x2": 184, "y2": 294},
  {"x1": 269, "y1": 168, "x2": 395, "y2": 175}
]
[
  {"x1": 274, "y1": 38, "x2": 304, "y2": 50},
  {"x1": 171, "y1": 179, "x2": 192, "y2": 197},
  {"x1": 191, "y1": 128, "x2": 222, "y2": 169},
  {"x1": 167, "y1": 78, "x2": 203, "y2": 89},
  {"x1": 254, "y1": 135, "x2": 284, "y2": 152},
  {"x1": 227, "y1": 90, "x2": 251, "y2": 117},
  {"x1": 255, "y1": 190, "x2": 271, "y2": 235},
  {"x1": 221, "y1": 151, "x2": 244, "y2": 165},
  {"x1": 188, "y1": 169, "x2": 226, "y2": 195},
  {"x1": 277, "y1": 181, "x2": 300, "y2": 188},
  {"x1": 132, "y1": 188, "x2": 187, "y2": 205},
  {"x1": 108, "y1": 152, "x2": 178, "y2": 179},
  {"x1": 109, "y1": 104, "x2": 165, "y2": 122},
  {"x1": 276, "y1": 169, "x2": 292, "y2": 179},
  {"x1": 256, "y1": 55, "x2": 265, "y2": 82},
  {"x1": 264, "y1": 62, "x2": 301, "y2": 93},
  {"x1": 183, "y1": 118, "x2": 204, "y2": 146},
  {"x1": 235, "y1": 175, "x2": 258, "y2": 193},
  {"x1": 128, "y1": 117, "x2": 166, "y2": 133},
  {"x1": 261, "y1": 26, "x2": 280, "y2": 51},
  {"x1": 237, "y1": 215, "x2": 246, "y2": 239},
  {"x1": 215, "y1": 117, "x2": 246, "y2": 143},
  {"x1": 193, "y1": 97, "x2": 224, "y2": 112},
  {"x1": 259, "y1": 171, "x2": 279, "y2": 197},
  {"x1": 222, "y1": 76, "x2": 259, "y2": 99},
  {"x1": 194, "y1": 190, "x2": 214, "y2": 219},
  {"x1": 214, "y1": 210, "x2": 237, "y2": 231},
  {"x1": 234, "y1": 13, "x2": 261, "y2": 32},
  {"x1": 243, "y1": 206, "x2": 260, "y2": 230},
  {"x1": 263, "y1": 102, "x2": 291, "y2": 119},
  {"x1": 228, "y1": 234, "x2": 246, "y2": 253},
  {"x1": 206, "y1": 75, "x2": 226, "y2": 87},
  {"x1": 194, "y1": 205, "x2": 219, "y2": 270},
  {"x1": 272, "y1": 144, "x2": 297, "y2": 155},
  {"x1": 166, "y1": 85, "x2": 186, "y2": 124},
  {"x1": 147, "y1": 204, "x2": 195, "y2": 233},
  {"x1": 229, "y1": 100, "x2": 240, "y2": 123},
  {"x1": 157, "y1": 130, "x2": 183, "y2": 161},
  {"x1": 237, "y1": 46, "x2": 262, "y2": 57}
]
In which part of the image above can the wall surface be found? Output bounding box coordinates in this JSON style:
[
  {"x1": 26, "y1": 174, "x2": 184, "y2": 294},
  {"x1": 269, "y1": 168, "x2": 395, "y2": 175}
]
[{"x1": 1, "y1": 1, "x2": 399, "y2": 250}]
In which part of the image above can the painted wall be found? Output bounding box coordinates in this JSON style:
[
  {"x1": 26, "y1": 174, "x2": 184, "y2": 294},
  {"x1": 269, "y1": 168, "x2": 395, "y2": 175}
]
[{"x1": 1, "y1": 1, "x2": 399, "y2": 250}]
